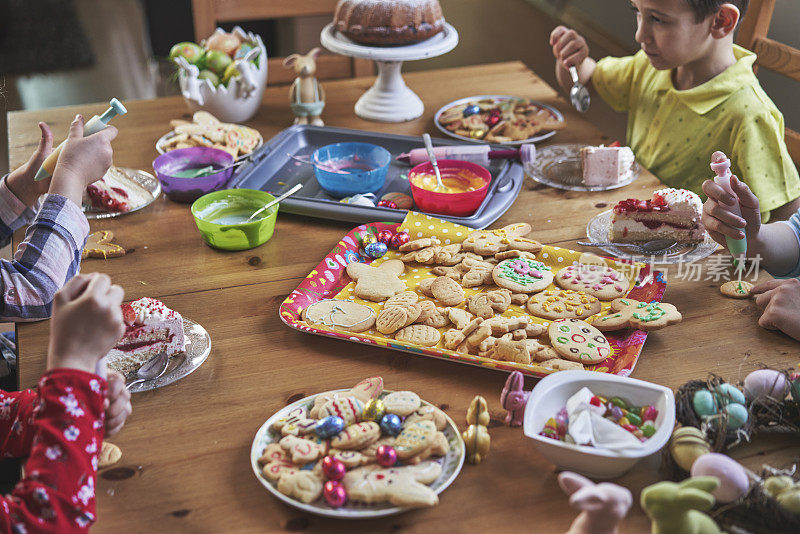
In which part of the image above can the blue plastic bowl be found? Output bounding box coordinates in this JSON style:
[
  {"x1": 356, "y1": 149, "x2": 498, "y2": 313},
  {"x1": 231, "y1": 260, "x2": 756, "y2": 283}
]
[{"x1": 312, "y1": 142, "x2": 391, "y2": 198}]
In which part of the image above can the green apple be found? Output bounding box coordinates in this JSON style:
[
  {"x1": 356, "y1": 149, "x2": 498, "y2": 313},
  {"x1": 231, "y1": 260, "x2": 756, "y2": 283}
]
[
  {"x1": 169, "y1": 42, "x2": 204, "y2": 65},
  {"x1": 205, "y1": 49, "x2": 232, "y2": 75},
  {"x1": 198, "y1": 69, "x2": 220, "y2": 86}
]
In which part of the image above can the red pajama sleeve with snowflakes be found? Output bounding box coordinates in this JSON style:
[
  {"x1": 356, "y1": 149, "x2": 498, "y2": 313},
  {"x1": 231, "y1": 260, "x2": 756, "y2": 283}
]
[{"x1": 0, "y1": 369, "x2": 106, "y2": 533}]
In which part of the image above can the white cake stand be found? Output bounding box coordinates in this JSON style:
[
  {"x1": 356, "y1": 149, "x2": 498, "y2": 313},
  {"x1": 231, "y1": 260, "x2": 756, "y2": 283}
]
[{"x1": 320, "y1": 22, "x2": 459, "y2": 122}]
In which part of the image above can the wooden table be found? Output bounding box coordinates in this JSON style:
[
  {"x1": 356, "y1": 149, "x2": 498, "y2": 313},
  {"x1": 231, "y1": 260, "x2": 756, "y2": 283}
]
[{"x1": 8, "y1": 62, "x2": 800, "y2": 533}]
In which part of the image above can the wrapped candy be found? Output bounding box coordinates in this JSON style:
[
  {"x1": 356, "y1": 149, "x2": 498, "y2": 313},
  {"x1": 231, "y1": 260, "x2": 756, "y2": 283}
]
[
  {"x1": 364, "y1": 242, "x2": 388, "y2": 259},
  {"x1": 376, "y1": 230, "x2": 394, "y2": 245},
  {"x1": 379, "y1": 413, "x2": 402, "y2": 436},
  {"x1": 323, "y1": 480, "x2": 347, "y2": 508},
  {"x1": 315, "y1": 416, "x2": 345, "y2": 439},
  {"x1": 321, "y1": 456, "x2": 346, "y2": 481},
  {"x1": 363, "y1": 398, "x2": 386, "y2": 422},
  {"x1": 377, "y1": 199, "x2": 397, "y2": 209},
  {"x1": 463, "y1": 104, "x2": 481, "y2": 117},
  {"x1": 361, "y1": 232, "x2": 377, "y2": 247},
  {"x1": 376, "y1": 445, "x2": 398, "y2": 467},
  {"x1": 390, "y1": 232, "x2": 410, "y2": 249}
]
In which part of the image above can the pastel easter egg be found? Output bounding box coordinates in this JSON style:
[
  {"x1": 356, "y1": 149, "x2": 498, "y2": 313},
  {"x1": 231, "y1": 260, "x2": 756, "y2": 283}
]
[
  {"x1": 691, "y1": 453, "x2": 750, "y2": 503},
  {"x1": 692, "y1": 389, "x2": 717, "y2": 418},
  {"x1": 724, "y1": 403, "x2": 748, "y2": 430},
  {"x1": 744, "y1": 369, "x2": 787, "y2": 400},
  {"x1": 714, "y1": 383, "x2": 746, "y2": 406},
  {"x1": 669, "y1": 426, "x2": 711, "y2": 471}
]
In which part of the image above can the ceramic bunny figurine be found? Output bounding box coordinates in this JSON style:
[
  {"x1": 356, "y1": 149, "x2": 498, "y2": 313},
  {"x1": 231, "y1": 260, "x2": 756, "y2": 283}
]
[
  {"x1": 283, "y1": 48, "x2": 326, "y2": 126},
  {"x1": 462, "y1": 395, "x2": 490, "y2": 464},
  {"x1": 500, "y1": 371, "x2": 530, "y2": 426},
  {"x1": 640, "y1": 477, "x2": 724, "y2": 534},
  {"x1": 558, "y1": 472, "x2": 632, "y2": 534}
]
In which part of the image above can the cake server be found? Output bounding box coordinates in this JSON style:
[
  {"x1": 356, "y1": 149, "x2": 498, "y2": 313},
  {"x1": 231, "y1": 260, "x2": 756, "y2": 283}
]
[
  {"x1": 125, "y1": 351, "x2": 170, "y2": 390},
  {"x1": 569, "y1": 66, "x2": 590, "y2": 113}
]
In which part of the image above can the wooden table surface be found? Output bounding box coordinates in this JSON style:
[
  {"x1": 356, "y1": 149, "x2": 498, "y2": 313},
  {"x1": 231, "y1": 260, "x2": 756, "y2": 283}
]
[{"x1": 8, "y1": 62, "x2": 800, "y2": 533}]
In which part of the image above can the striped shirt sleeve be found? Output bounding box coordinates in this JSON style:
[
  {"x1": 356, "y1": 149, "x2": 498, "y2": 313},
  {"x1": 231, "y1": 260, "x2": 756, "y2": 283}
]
[{"x1": 0, "y1": 192, "x2": 89, "y2": 321}]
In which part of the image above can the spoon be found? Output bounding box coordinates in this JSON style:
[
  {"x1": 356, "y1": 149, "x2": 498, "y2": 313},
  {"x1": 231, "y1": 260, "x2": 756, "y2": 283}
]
[
  {"x1": 577, "y1": 239, "x2": 678, "y2": 254},
  {"x1": 246, "y1": 183, "x2": 303, "y2": 222},
  {"x1": 568, "y1": 65, "x2": 591, "y2": 113},
  {"x1": 422, "y1": 133, "x2": 447, "y2": 192},
  {"x1": 287, "y1": 153, "x2": 353, "y2": 174},
  {"x1": 126, "y1": 351, "x2": 169, "y2": 390}
]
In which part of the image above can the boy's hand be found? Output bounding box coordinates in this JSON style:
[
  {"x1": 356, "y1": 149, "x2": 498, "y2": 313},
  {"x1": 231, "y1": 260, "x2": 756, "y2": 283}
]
[
  {"x1": 49, "y1": 114, "x2": 117, "y2": 206},
  {"x1": 104, "y1": 371, "x2": 132, "y2": 437},
  {"x1": 751, "y1": 278, "x2": 800, "y2": 341},
  {"x1": 701, "y1": 176, "x2": 761, "y2": 250},
  {"x1": 5, "y1": 122, "x2": 55, "y2": 206},
  {"x1": 550, "y1": 26, "x2": 589, "y2": 68},
  {"x1": 47, "y1": 273, "x2": 125, "y2": 375}
]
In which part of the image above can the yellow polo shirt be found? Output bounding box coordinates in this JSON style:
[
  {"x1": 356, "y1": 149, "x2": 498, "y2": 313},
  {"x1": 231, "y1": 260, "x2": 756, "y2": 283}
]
[{"x1": 593, "y1": 45, "x2": 800, "y2": 221}]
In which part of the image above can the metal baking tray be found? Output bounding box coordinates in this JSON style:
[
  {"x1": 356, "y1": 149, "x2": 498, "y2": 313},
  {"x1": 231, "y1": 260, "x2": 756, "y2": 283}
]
[{"x1": 228, "y1": 125, "x2": 523, "y2": 228}]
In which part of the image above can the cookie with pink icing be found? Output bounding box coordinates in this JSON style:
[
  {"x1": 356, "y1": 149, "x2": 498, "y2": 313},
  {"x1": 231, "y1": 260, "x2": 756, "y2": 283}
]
[
  {"x1": 554, "y1": 263, "x2": 629, "y2": 300},
  {"x1": 492, "y1": 257, "x2": 554, "y2": 293}
]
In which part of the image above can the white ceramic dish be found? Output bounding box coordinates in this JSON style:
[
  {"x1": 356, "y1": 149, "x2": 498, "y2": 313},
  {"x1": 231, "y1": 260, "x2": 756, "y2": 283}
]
[
  {"x1": 250, "y1": 389, "x2": 465, "y2": 518},
  {"x1": 523, "y1": 370, "x2": 675, "y2": 479}
]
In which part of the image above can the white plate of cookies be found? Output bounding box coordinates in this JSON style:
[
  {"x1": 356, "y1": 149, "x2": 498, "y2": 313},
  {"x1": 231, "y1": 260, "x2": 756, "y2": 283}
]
[
  {"x1": 156, "y1": 111, "x2": 263, "y2": 162},
  {"x1": 250, "y1": 377, "x2": 465, "y2": 518}
]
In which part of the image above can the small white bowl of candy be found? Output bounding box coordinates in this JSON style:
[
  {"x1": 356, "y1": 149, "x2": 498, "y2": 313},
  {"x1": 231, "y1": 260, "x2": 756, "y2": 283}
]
[{"x1": 523, "y1": 371, "x2": 675, "y2": 479}]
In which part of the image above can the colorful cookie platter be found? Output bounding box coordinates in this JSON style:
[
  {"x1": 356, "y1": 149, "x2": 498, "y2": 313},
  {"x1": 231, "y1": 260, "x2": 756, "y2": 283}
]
[
  {"x1": 279, "y1": 213, "x2": 667, "y2": 379},
  {"x1": 250, "y1": 389, "x2": 465, "y2": 518}
]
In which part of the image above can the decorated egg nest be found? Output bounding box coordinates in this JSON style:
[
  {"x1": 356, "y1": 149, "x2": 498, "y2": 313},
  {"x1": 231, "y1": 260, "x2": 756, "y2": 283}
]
[{"x1": 177, "y1": 26, "x2": 268, "y2": 123}]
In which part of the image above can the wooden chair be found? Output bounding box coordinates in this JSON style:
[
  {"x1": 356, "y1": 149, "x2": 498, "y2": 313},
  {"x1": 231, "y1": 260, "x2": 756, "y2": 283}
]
[
  {"x1": 737, "y1": 0, "x2": 800, "y2": 164},
  {"x1": 191, "y1": 0, "x2": 373, "y2": 85}
]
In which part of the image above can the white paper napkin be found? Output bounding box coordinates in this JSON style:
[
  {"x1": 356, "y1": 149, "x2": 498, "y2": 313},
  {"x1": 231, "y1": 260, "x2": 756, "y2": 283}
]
[{"x1": 566, "y1": 387, "x2": 644, "y2": 451}]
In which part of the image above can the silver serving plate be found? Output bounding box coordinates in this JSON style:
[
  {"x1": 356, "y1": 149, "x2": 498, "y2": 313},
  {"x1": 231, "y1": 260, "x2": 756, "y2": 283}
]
[
  {"x1": 434, "y1": 94, "x2": 564, "y2": 146},
  {"x1": 526, "y1": 143, "x2": 641, "y2": 191},
  {"x1": 127, "y1": 318, "x2": 212, "y2": 393},
  {"x1": 586, "y1": 209, "x2": 718, "y2": 264},
  {"x1": 83, "y1": 167, "x2": 161, "y2": 220},
  {"x1": 250, "y1": 389, "x2": 465, "y2": 518}
]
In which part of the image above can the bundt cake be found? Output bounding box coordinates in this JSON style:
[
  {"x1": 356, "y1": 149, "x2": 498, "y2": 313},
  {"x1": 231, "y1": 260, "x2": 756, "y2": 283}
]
[{"x1": 333, "y1": 0, "x2": 445, "y2": 46}]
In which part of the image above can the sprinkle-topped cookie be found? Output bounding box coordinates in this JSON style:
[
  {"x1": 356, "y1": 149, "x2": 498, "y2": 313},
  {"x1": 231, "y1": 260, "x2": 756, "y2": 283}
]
[
  {"x1": 526, "y1": 289, "x2": 601, "y2": 320},
  {"x1": 554, "y1": 263, "x2": 629, "y2": 300},
  {"x1": 492, "y1": 257, "x2": 554, "y2": 293},
  {"x1": 548, "y1": 319, "x2": 611, "y2": 364}
]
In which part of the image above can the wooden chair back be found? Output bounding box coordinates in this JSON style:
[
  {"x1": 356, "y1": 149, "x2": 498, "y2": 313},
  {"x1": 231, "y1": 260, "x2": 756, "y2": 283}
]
[
  {"x1": 191, "y1": 0, "x2": 373, "y2": 85},
  {"x1": 737, "y1": 0, "x2": 800, "y2": 164}
]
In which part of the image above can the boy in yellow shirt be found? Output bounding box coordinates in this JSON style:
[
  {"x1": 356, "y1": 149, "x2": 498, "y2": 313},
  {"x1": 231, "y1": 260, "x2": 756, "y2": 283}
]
[{"x1": 550, "y1": 0, "x2": 800, "y2": 222}]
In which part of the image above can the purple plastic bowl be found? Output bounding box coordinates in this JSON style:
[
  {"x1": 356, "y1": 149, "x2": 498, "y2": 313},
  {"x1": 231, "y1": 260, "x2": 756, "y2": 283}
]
[{"x1": 153, "y1": 147, "x2": 234, "y2": 202}]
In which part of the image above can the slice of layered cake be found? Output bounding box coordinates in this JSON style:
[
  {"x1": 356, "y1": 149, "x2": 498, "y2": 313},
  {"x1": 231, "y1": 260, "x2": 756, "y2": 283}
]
[
  {"x1": 610, "y1": 188, "x2": 705, "y2": 243},
  {"x1": 106, "y1": 298, "x2": 185, "y2": 374},
  {"x1": 85, "y1": 167, "x2": 153, "y2": 213},
  {"x1": 581, "y1": 145, "x2": 635, "y2": 186}
]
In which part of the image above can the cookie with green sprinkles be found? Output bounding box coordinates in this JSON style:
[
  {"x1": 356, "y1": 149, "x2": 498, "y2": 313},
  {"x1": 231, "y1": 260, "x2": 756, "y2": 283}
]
[
  {"x1": 593, "y1": 297, "x2": 682, "y2": 332},
  {"x1": 491, "y1": 257, "x2": 554, "y2": 293}
]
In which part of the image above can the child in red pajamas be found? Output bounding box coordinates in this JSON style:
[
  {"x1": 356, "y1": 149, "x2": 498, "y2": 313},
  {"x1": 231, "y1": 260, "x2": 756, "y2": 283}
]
[{"x1": 0, "y1": 272, "x2": 129, "y2": 532}]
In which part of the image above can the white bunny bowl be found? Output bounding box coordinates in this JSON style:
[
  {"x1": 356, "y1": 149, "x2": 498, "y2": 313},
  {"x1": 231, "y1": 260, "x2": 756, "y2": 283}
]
[
  {"x1": 523, "y1": 371, "x2": 675, "y2": 479},
  {"x1": 177, "y1": 27, "x2": 267, "y2": 123}
]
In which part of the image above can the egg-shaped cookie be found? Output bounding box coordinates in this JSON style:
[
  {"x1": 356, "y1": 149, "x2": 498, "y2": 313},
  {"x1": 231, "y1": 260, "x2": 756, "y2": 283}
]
[
  {"x1": 548, "y1": 318, "x2": 611, "y2": 364},
  {"x1": 492, "y1": 257, "x2": 554, "y2": 293}
]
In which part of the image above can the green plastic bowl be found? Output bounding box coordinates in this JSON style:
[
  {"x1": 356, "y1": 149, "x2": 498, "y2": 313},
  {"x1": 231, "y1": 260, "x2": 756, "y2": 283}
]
[{"x1": 191, "y1": 189, "x2": 278, "y2": 251}]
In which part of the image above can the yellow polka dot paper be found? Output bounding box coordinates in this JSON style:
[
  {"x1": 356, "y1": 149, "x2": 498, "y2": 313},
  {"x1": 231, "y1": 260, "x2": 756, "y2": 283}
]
[{"x1": 280, "y1": 212, "x2": 666, "y2": 378}]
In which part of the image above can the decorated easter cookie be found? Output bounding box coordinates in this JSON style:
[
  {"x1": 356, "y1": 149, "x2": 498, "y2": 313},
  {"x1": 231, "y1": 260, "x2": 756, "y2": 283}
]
[
  {"x1": 554, "y1": 263, "x2": 629, "y2": 300},
  {"x1": 343, "y1": 463, "x2": 440, "y2": 507},
  {"x1": 82, "y1": 230, "x2": 125, "y2": 259},
  {"x1": 594, "y1": 298, "x2": 682, "y2": 331},
  {"x1": 394, "y1": 420, "x2": 437, "y2": 459},
  {"x1": 279, "y1": 435, "x2": 329, "y2": 463},
  {"x1": 383, "y1": 391, "x2": 422, "y2": 416},
  {"x1": 492, "y1": 257, "x2": 554, "y2": 293},
  {"x1": 548, "y1": 319, "x2": 611, "y2": 364},
  {"x1": 394, "y1": 324, "x2": 442, "y2": 347},
  {"x1": 317, "y1": 396, "x2": 364, "y2": 426},
  {"x1": 276, "y1": 470, "x2": 324, "y2": 504},
  {"x1": 720, "y1": 280, "x2": 754, "y2": 299},
  {"x1": 346, "y1": 259, "x2": 407, "y2": 302},
  {"x1": 302, "y1": 299, "x2": 376, "y2": 332},
  {"x1": 330, "y1": 422, "x2": 381, "y2": 450},
  {"x1": 348, "y1": 376, "x2": 384, "y2": 403},
  {"x1": 526, "y1": 289, "x2": 601, "y2": 320},
  {"x1": 462, "y1": 223, "x2": 541, "y2": 255}
]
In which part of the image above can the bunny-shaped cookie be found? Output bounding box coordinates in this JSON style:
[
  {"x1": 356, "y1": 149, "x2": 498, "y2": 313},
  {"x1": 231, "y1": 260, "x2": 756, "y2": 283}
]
[
  {"x1": 283, "y1": 47, "x2": 326, "y2": 126},
  {"x1": 558, "y1": 472, "x2": 632, "y2": 534},
  {"x1": 346, "y1": 259, "x2": 407, "y2": 301},
  {"x1": 640, "y1": 477, "x2": 724, "y2": 534},
  {"x1": 500, "y1": 370, "x2": 530, "y2": 426},
  {"x1": 462, "y1": 395, "x2": 490, "y2": 464}
]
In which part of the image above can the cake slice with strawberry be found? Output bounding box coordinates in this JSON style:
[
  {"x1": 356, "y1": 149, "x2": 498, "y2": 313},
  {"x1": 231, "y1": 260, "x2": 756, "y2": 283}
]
[
  {"x1": 609, "y1": 188, "x2": 705, "y2": 243},
  {"x1": 106, "y1": 298, "x2": 185, "y2": 374},
  {"x1": 84, "y1": 167, "x2": 153, "y2": 213}
]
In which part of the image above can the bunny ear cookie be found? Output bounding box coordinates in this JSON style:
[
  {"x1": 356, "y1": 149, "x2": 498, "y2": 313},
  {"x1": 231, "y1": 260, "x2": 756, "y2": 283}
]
[
  {"x1": 346, "y1": 259, "x2": 407, "y2": 301},
  {"x1": 594, "y1": 298, "x2": 682, "y2": 332}
]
